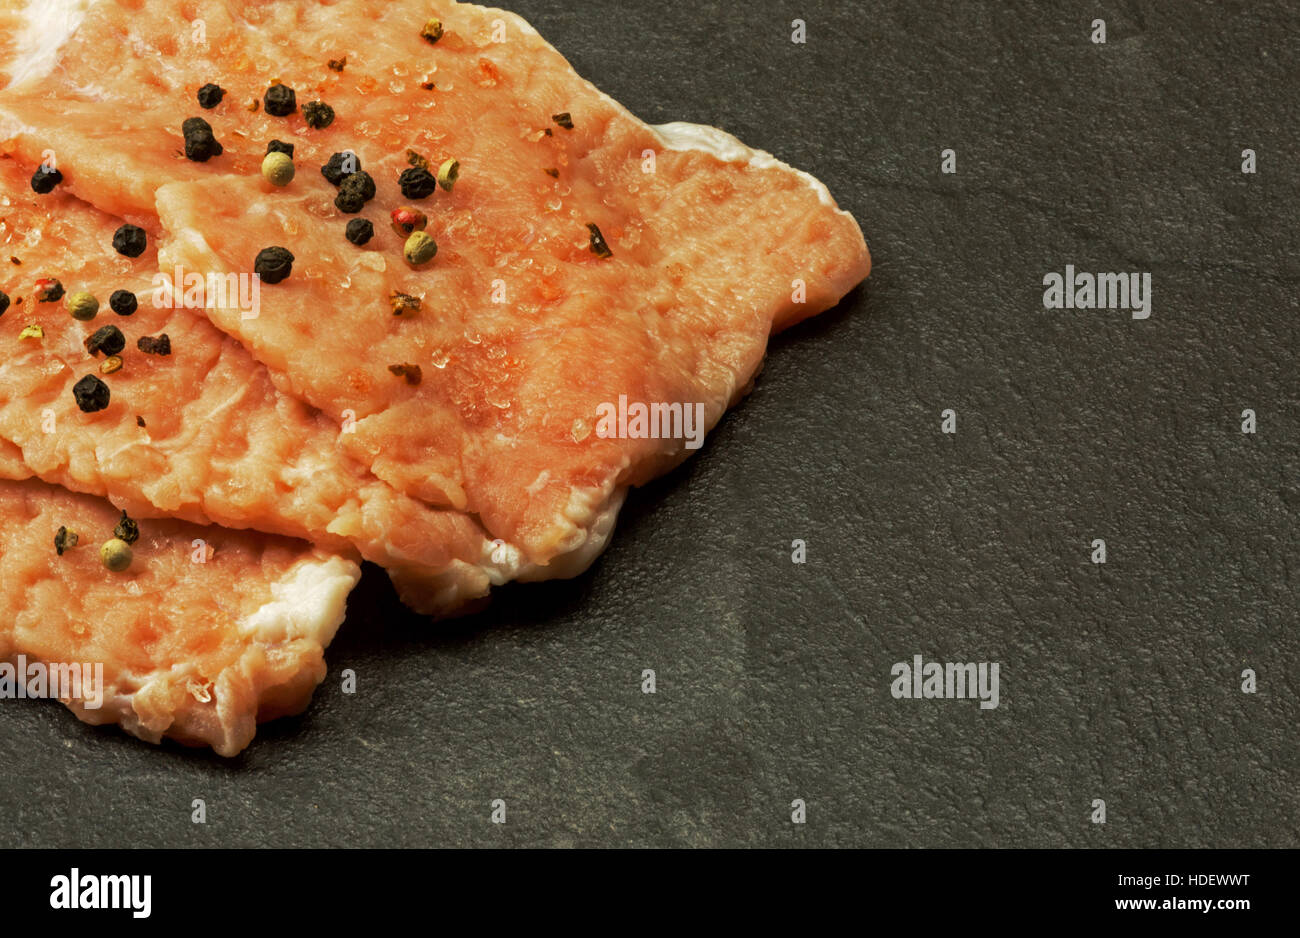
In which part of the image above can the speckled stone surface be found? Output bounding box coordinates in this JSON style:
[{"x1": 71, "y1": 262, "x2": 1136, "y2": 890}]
[{"x1": 1, "y1": 0, "x2": 1296, "y2": 848}]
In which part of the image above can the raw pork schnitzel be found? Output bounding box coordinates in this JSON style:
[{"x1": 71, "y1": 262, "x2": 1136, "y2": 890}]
[
  {"x1": 0, "y1": 0, "x2": 870, "y2": 574},
  {"x1": 0, "y1": 155, "x2": 500, "y2": 613},
  {"x1": 0, "y1": 0, "x2": 870, "y2": 754},
  {"x1": 0, "y1": 475, "x2": 358, "y2": 755}
]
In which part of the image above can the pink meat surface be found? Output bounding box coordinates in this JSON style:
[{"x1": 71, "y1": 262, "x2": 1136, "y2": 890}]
[
  {"x1": 0, "y1": 475, "x2": 359, "y2": 755},
  {"x1": 0, "y1": 0, "x2": 870, "y2": 578}
]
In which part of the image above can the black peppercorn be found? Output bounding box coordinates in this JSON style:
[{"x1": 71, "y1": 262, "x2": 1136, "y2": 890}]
[
  {"x1": 333, "y1": 171, "x2": 374, "y2": 214},
  {"x1": 345, "y1": 218, "x2": 374, "y2": 245},
  {"x1": 31, "y1": 166, "x2": 63, "y2": 194},
  {"x1": 398, "y1": 167, "x2": 437, "y2": 199},
  {"x1": 112, "y1": 223, "x2": 148, "y2": 258},
  {"x1": 264, "y1": 83, "x2": 297, "y2": 117},
  {"x1": 197, "y1": 83, "x2": 226, "y2": 109},
  {"x1": 302, "y1": 100, "x2": 335, "y2": 129},
  {"x1": 181, "y1": 116, "x2": 223, "y2": 162},
  {"x1": 109, "y1": 290, "x2": 138, "y2": 316},
  {"x1": 137, "y1": 334, "x2": 172, "y2": 356},
  {"x1": 72, "y1": 374, "x2": 111, "y2": 413},
  {"x1": 84, "y1": 325, "x2": 126, "y2": 357},
  {"x1": 321, "y1": 151, "x2": 361, "y2": 186},
  {"x1": 340, "y1": 170, "x2": 375, "y2": 202},
  {"x1": 266, "y1": 139, "x2": 295, "y2": 158},
  {"x1": 334, "y1": 187, "x2": 365, "y2": 214},
  {"x1": 253, "y1": 246, "x2": 295, "y2": 284}
]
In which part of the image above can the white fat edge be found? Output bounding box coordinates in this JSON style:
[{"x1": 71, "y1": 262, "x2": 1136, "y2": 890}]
[
  {"x1": 6, "y1": 0, "x2": 96, "y2": 90},
  {"x1": 650, "y1": 120, "x2": 837, "y2": 210},
  {"x1": 239, "y1": 554, "x2": 360, "y2": 644},
  {"x1": 74, "y1": 553, "x2": 357, "y2": 734},
  {"x1": 388, "y1": 558, "x2": 491, "y2": 616},
  {"x1": 156, "y1": 214, "x2": 260, "y2": 297},
  {"x1": 154, "y1": 223, "x2": 213, "y2": 273},
  {"x1": 153, "y1": 224, "x2": 249, "y2": 325},
  {"x1": 481, "y1": 485, "x2": 628, "y2": 585}
]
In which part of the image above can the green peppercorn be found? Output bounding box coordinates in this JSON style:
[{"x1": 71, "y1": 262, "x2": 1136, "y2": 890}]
[
  {"x1": 67, "y1": 291, "x2": 99, "y2": 322},
  {"x1": 436, "y1": 158, "x2": 459, "y2": 192},
  {"x1": 261, "y1": 151, "x2": 296, "y2": 187},
  {"x1": 100, "y1": 538, "x2": 133, "y2": 572},
  {"x1": 404, "y1": 231, "x2": 438, "y2": 267}
]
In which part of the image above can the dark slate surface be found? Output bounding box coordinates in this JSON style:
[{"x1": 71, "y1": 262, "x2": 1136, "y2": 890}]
[{"x1": 2, "y1": 0, "x2": 1297, "y2": 848}]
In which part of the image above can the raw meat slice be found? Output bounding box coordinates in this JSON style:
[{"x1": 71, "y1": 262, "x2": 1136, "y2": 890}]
[
  {"x1": 0, "y1": 475, "x2": 359, "y2": 756},
  {"x1": 0, "y1": 0, "x2": 870, "y2": 573},
  {"x1": 0, "y1": 0, "x2": 94, "y2": 92},
  {"x1": 0, "y1": 154, "x2": 498, "y2": 614}
]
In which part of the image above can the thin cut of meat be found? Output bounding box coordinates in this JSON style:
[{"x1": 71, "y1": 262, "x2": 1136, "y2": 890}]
[
  {"x1": 0, "y1": 0, "x2": 870, "y2": 578},
  {"x1": 0, "y1": 476, "x2": 359, "y2": 756},
  {"x1": 0, "y1": 155, "x2": 499, "y2": 614}
]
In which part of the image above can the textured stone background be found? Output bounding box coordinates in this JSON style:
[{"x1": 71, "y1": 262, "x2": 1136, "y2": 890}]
[{"x1": 2, "y1": 0, "x2": 1297, "y2": 848}]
